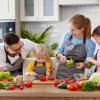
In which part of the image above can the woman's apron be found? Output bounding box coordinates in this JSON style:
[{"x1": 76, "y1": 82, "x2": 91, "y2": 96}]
[
  {"x1": 56, "y1": 35, "x2": 87, "y2": 79},
  {"x1": 33, "y1": 61, "x2": 46, "y2": 80},
  {"x1": 5, "y1": 49, "x2": 24, "y2": 76}
]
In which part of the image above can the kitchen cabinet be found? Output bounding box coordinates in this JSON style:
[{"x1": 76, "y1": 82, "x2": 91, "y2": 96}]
[
  {"x1": 0, "y1": 0, "x2": 15, "y2": 20},
  {"x1": 59, "y1": 0, "x2": 99, "y2": 5},
  {"x1": 20, "y1": 0, "x2": 59, "y2": 21}
]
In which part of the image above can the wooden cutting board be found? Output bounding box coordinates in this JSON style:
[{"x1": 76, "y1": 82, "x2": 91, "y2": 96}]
[{"x1": 32, "y1": 80, "x2": 54, "y2": 85}]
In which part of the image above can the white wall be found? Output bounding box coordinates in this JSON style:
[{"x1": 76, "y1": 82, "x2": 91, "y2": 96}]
[{"x1": 22, "y1": 5, "x2": 100, "y2": 45}]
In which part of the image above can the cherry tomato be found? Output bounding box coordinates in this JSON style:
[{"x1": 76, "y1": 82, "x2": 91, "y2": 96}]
[
  {"x1": 67, "y1": 85, "x2": 76, "y2": 91},
  {"x1": 76, "y1": 84, "x2": 82, "y2": 89},
  {"x1": 24, "y1": 81, "x2": 32, "y2": 88},
  {"x1": 19, "y1": 85, "x2": 24, "y2": 90},
  {"x1": 64, "y1": 78, "x2": 74, "y2": 84},
  {"x1": 39, "y1": 75, "x2": 46, "y2": 81},
  {"x1": 73, "y1": 84, "x2": 79, "y2": 90},
  {"x1": 17, "y1": 83, "x2": 24, "y2": 88},
  {"x1": 64, "y1": 78, "x2": 73, "y2": 82},
  {"x1": 7, "y1": 85, "x2": 16, "y2": 90}
]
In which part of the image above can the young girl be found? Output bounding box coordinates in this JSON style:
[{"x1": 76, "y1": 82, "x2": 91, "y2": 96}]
[
  {"x1": 56, "y1": 14, "x2": 95, "y2": 79},
  {"x1": 87, "y1": 26, "x2": 100, "y2": 72},
  {"x1": 25, "y1": 44, "x2": 53, "y2": 80}
]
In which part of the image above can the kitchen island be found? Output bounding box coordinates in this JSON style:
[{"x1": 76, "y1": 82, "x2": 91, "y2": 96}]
[{"x1": 0, "y1": 84, "x2": 100, "y2": 100}]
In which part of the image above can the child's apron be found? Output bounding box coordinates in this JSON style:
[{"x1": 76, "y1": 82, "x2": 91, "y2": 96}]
[
  {"x1": 95, "y1": 49, "x2": 100, "y2": 72},
  {"x1": 56, "y1": 35, "x2": 87, "y2": 79},
  {"x1": 5, "y1": 49, "x2": 24, "y2": 76},
  {"x1": 33, "y1": 61, "x2": 46, "y2": 79}
]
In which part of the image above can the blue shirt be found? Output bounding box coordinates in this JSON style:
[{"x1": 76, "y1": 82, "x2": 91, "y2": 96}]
[{"x1": 56, "y1": 33, "x2": 95, "y2": 58}]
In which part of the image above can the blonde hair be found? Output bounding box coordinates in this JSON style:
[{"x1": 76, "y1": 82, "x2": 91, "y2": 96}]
[
  {"x1": 69, "y1": 14, "x2": 91, "y2": 38},
  {"x1": 34, "y1": 44, "x2": 51, "y2": 62}
]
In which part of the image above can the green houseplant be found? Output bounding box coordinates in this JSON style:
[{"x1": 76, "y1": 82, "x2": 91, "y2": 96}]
[
  {"x1": 21, "y1": 26, "x2": 52, "y2": 43},
  {"x1": 48, "y1": 42, "x2": 59, "y2": 57},
  {"x1": 21, "y1": 26, "x2": 52, "y2": 57}
]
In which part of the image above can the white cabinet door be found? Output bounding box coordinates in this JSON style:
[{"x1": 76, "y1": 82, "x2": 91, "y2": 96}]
[
  {"x1": 20, "y1": 0, "x2": 39, "y2": 21},
  {"x1": 20, "y1": 0, "x2": 59, "y2": 21},
  {"x1": 59, "y1": 0, "x2": 99, "y2": 5},
  {"x1": 0, "y1": 0, "x2": 9, "y2": 19},
  {"x1": 39, "y1": 0, "x2": 59, "y2": 21},
  {"x1": 0, "y1": 0, "x2": 15, "y2": 20},
  {"x1": 8, "y1": 0, "x2": 15, "y2": 19}
]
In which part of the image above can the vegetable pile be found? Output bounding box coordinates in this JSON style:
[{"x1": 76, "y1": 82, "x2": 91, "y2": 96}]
[
  {"x1": 0, "y1": 72, "x2": 13, "y2": 82},
  {"x1": 0, "y1": 81, "x2": 33, "y2": 90},
  {"x1": 53, "y1": 77, "x2": 99, "y2": 91},
  {"x1": 39, "y1": 75, "x2": 55, "y2": 81}
]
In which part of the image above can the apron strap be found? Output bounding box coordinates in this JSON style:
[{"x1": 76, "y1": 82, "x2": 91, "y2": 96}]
[
  {"x1": 69, "y1": 35, "x2": 86, "y2": 44},
  {"x1": 4, "y1": 46, "x2": 22, "y2": 65},
  {"x1": 94, "y1": 49, "x2": 99, "y2": 72}
]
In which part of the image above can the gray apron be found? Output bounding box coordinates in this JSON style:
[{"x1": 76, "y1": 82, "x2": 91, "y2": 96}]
[
  {"x1": 5, "y1": 48, "x2": 24, "y2": 76},
  {"x1": 56, "y1": 35, "x2": 87, "y2": 79},
  {"x1": 33, "y1": 61, "x2": 46, "y2": 79}
]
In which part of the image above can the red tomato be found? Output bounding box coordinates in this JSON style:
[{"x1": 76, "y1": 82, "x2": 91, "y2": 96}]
[
  {"x1": 19, "y1": 85, "x2": 24, "y2": 90},
  {"x1": 17, "y1": 84, "x2": 24, "y2": 88},
  {"x1": 48, "y1": 76, "x2": 55, "y2": 81},
  {"x1": 7, "y1": 85, "x2": 16, "y2": 90},
  {"x1": 67, "y1": 84, "x2": 76, "y2": 91},
  {"x1": 76, "y1": 84, "x2": 82, "y2": 89},
  {"x1": 73, "y1": 84, "x2": 79, "y2": 90},
  {"x1": 53, "y1": 80, "x2": 60, "y2": 87},
  {"x1": 24, "y1": 81, "x2": 33, "y2": 88},
  {"x1": 39, "y1": 75, "x2": 46, "y2": 81},
  {"x1": 64, "y1": 78, "x2": 73, "y2": 83}
]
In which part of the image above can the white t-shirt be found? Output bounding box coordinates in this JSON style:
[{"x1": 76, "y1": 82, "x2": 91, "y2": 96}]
[{"x1": 0, "y1": 38, "x2": 36, "y2": 67}]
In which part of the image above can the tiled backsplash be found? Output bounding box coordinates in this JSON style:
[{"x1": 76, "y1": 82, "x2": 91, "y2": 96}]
[{"x1": 22, "y1": 5, "x2": 100, "y2": 44}]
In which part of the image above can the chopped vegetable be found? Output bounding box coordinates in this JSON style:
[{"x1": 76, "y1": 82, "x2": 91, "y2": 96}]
[
  {"x1": 58, "y1": 82, "x2": 67, "y2": 89},
  {"x1": 66, "y1": 59, "x2": 74, "y2": 67}
]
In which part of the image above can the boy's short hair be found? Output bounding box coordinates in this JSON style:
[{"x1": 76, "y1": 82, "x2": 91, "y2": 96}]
[{"x1": 4, "y1": 33, "x2": 20, "y2": 46}]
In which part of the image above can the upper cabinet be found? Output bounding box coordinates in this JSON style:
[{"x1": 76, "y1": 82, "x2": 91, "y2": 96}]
[
  {"x1": 59, "y1": 0, "x2": 99, "y2": 5},
  {"x1": 20, "y1": 0, "x2": 59, "y2": 21},
  {"x1": 0, "y1": 0, "x2": 15, "y2": 20}
]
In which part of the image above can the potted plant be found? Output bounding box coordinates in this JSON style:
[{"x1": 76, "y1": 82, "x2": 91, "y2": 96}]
[
  {"x1": 21, "y1": 26, "x2": 52, "y2": 43},
  {"x1": 20, "y1": 26, "x2": 52, "y2": 57},
  {"x1": 48, "y1": 42, "x2": 59, "y2": 57}
]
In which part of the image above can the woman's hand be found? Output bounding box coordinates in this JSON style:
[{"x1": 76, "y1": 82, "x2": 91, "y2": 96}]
[
  {"x1": 58, "y1": 55, "x2": 66, "y2": 64},
  {"x1": 76, "y1": 62, "x2": 85, "y2": 69},
  {"x1": 86, "y1": 57, "x2": 95, "y2": 63},
  {"x1": 56, "y1": 53, "x2": 66, "y2": 64}
]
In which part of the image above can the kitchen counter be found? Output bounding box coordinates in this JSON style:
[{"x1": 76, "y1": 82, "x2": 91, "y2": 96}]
[{"x1": 0, "y1": 84, "x2": 100, "y2": 100}]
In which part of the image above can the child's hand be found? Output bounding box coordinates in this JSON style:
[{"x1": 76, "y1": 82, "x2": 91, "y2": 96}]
[
  {"x1": 86, "y1": 57, "x2": 95, "y2": 63},
  {"x1": 14, "y1": 75, "x2": 23, "y2": 83},
  {"x1": 25, "y1": 72, "x2": 36, "y2": 76}
]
